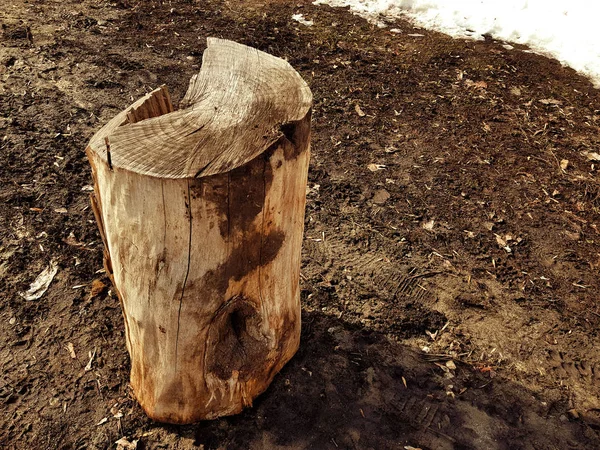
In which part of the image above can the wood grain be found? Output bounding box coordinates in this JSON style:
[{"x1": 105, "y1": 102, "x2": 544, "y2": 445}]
[{"x1": 88, "y1": 37, "x2": 312, "y2": 179}]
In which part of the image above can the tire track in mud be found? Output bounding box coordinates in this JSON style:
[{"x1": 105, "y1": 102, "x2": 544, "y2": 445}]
[
  {"x1": 547, "y1": 349, "x2": 600, "y2": 388},
  {"x1": 302, "y1": 235, "x2": 447, "y2": 338},
  {"x1": 303, "y1": 235, "x2": 434, "y2": 302}
]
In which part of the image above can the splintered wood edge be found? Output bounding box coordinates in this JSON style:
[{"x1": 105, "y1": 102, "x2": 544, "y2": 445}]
[{"x1": 86, "y1": 38, "x2": 312, "y2": 179}]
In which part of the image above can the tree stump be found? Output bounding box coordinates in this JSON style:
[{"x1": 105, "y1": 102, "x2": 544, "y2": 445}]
[{"x1": 85, "y1": 38, "x2": 312, "y2": 424}]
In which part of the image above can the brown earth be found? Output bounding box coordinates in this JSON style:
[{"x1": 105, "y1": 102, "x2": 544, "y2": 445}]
[{"x1": 1, "y1": 0, "x2": 600, "y2": 449}]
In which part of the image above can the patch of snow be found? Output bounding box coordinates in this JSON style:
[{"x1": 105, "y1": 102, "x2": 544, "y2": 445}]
[
  {"x1": 313, "y1": 0, "x2": 600, "y2": 87},
  {"x1": 292, "y1": 13, "x2": 314, "y2": 26}
]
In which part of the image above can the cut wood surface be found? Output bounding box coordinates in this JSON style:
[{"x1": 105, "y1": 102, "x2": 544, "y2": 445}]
[
  {"x1": 88, "y1": 37, "x2": 312, "y2": 178},
  {"x1": 86, "y1": 38, "x2": 312, "y2": 424}
]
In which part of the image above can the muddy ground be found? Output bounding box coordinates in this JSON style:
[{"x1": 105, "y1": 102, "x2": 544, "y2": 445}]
[{"x1": 1, "y1": 0, "x2": 600, "y2": 449}]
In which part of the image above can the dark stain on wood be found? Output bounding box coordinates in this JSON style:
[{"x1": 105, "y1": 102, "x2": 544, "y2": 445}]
[
  {"x1": 205, "y1": 296, "x2": 270, "y2": 382},
  {"x1": 260, "y1": 230, "x2": 286, "y2": 271},
  {"x1": 202, "y1": 136, "x2": 302, "y2": 239},
  {"x1": 199, "y1": 228, "x2": 286, "y2": 302},
  {"x1": 228, "y1": 156, "x2": 266, "y2": 236},
  {"x1": 280, "y1": 110, "x2": 311, "y2": 161}
]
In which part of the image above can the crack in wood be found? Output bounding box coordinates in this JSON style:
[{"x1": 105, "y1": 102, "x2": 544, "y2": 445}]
[
  {"x1": 227, "y1": 173, "x2": 231, "y2": 249},
  {"x1": 175, "y1": 180, "x2": 193, "y2": 370},
  {"x1": 184, "y1": 123, "x2": 207, "y2": 137},
  {"x1": 104, "y1": 136, "x2": 113, "y2": 170},
  {"x1": 161, "y1": 181, "x2": 167, "y2": 259}
]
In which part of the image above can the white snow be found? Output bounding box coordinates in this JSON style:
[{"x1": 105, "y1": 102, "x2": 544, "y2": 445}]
[
  {"x1": 292, "y1": 13, "x2": 314, "y2": 26},
  {"x1": 313, "y1": 0, "x2": 600, "y2": 87}
]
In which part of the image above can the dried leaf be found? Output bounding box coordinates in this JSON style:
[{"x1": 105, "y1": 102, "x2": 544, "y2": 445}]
[
  {"x1": 565, "y1": 230, "x2": 580, "y2": 241},
  {"x1": 355, "y1": 104, "x2": 366, "y2": 117},
  {"x1": 66, "y1": 342, "x2": 76, "y2": 359},
  {"x1": 495, "y1": 234, "x2": 507, "y2": 247},
  {"x1": 20, "y1": 260, "x2": 58, "y2": 301},
  {"x1": 306, "y1": 183, "x2": 320, "y2": 197},
  {"x1": 425, "y1": 329, "x2": 437, "y2": 340},
  {"x1": 464, "y1": 79, "x2": 487, "y2": 89},
  {"x1": 560, "y1": 159, "x2": 569, "y2": 170},
  {"x1": 64, "y1": 232, "x2": 86, "y2": 248},
  {"x1": 115, "y1": 438, "x2": 139, "y2": 450},
  {"x1": 96, "y1": 417, "x2": 108, "y2": 426},
  {"x1": 85, "y1": 348, "x2": 96, "y2": 372},
  {"x1": 372, "y1": 189, "x2": 390, "y2": 205},
  {"x1": 422, "y1": 220, "x2": 435, "y2": 231},
  {"x1": 539, "y1": 98, "x2": 562, "y2": 105},
  {"x1": 495, "y1": 234, "x2": 512, "y2": 252},
  {"x1": 584, "y1": 151, "x2": 600, "y2": 162},
  {"x1": 89, "y1": 279, "x2": 107, "y2": 299},
  {"x1": 446, "y1": 360, "x2": 457, "y2": 370},
  {"x1": 367, "y1": 163, "x2": 386, "y2": 172}
]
